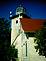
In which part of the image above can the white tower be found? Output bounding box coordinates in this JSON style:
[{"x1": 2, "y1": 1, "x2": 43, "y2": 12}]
[{"x1": 11, "y1": 5, "x2": 26, "y2": 45}]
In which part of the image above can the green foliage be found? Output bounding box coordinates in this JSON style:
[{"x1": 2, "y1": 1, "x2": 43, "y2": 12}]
[
  {"x1": 6, "y1": 45, "x2": 18, "y2": 61},
  {"x1": 25, "y1": 32, "x2": 35, "y2": 39},
  {"x1": 34, "y1": 27, "x2": 46, "y2": 57},
  {"x1": 0, "y1": 18, "x2": 11, "y2": 47},
  {"x1": 7, "y1": 45, "x2": 18, "y2": 57},
  {"x1": 0, "y1": 18, "x2": 18, "y2": 61}
]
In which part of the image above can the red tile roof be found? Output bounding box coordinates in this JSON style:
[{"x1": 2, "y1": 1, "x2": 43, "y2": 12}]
[{"x1": 20, "y1": 18, "x2": 46, "y2": 32}]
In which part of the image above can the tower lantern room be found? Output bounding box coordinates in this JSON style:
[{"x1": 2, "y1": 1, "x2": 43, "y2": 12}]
[{"x1": 16, "y1": 5, "x2": 26, "y2": 15}]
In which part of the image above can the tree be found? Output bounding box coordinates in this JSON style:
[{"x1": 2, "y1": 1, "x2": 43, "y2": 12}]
[
  {"x1": 34, "y1": 23, "x2": 46, "y2": 57},
  {"x1": 0, "y1": 18, "x2": 18, "y2": 61},
  {"x1": 7, "y1": 45, "x2": 18, "y2": 61},
  {"x1": 0, "y1": 18, "x2": 10, "y2": 47}
]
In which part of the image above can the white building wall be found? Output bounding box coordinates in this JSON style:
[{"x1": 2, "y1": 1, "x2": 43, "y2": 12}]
[{"x1": 11, "y1": 18, "x2": 21, "y2": 45}]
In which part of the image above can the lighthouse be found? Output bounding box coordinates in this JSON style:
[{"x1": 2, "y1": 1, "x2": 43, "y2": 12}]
[
  {"x1": 10, "y1": 5, "x2": 46, "y2": 61},
  {"x1": 11, "y1": 5, "x2": 27, "y2": 45}
]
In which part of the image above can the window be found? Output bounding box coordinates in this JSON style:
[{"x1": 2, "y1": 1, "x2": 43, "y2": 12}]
[{"x1": 16, "y1": 20, "x2": 18, "y2": 24}]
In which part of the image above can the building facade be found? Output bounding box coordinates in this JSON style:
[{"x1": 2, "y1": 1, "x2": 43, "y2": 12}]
[{"x1": 11, "y1": 6, "x2": 46, "y2": 61}]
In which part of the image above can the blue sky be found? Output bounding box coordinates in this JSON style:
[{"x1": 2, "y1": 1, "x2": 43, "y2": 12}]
[{"x1": 0, "y1": 0, "x2": 46, "y2": 20}]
